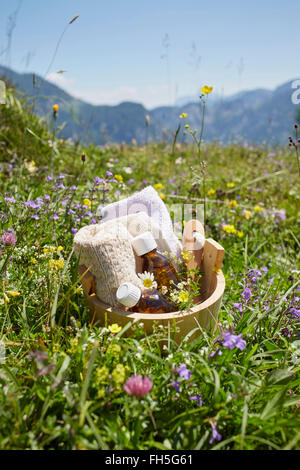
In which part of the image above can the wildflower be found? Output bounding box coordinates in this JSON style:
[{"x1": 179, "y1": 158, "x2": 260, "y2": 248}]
[
  {"x1": 6, "y1": 291, "x2": 20, "y2": 297},
  {"x1": 189, "y1": 395, "x2": 203, "y2": 406},
  {"x1": 83, "y1": 198, "x2": 92, "y2": 209},
  {"x1": 55, "y1": 259, "x2": 64, "y2": 270},
  {"x1": 233, "y1": 302, "x2": 243, "y2": 312},
  {"x1": 108, "y1": 323, "x2": 122, "y2": 334},
  {"x1": 209, "y1": 420, "x2": 222, "y2": 444},
  {"x1": 52, "y1": 104, "x2": 59, "y2": 119},
  {"x1": 222, "y1": 331, "x2": 246, "y2": 351},
  {"x1": 201, "y1": 85, "x2": 213, "y2": 95},
  {"x1": 243, "y1": 210, "x2": 252, "y2": 220},
  {"x1": 178, "y1": 291, "x2": 189, "y2": 303},
  {"x1": 177, "y1": 364, "x2": 192, "y2": 380},
  {"x1": 237, "y1": 231, "x2": 244, "y2": 238},
  {"x1": 123, "y1": 374, "x2": 153, "y2": 397},
  {"x1": 81, "y1": 153, "x2": 87, "y2": 162},
  {"x1": 254, "y1": 205, "x2": 263, "y2": 212},
  {"x1": 226, "y1": 182, "x2": 235, "y2": 188},
  {"x1": 228, "y1": 200, "x2": 238, "y2": 208},
  {"x1": 171, "y1": 381, "x2": 180, "y2": 393},
  {"x1": 4, "y1": 196, "x2": 16, "y2": 204},
  {"x1": 1, "y1": 231, "x2": 17, "y2": 246},
  {"x1": 138, "y1": 271, "x2": 157, "y2": 290},
  {"x1": 112, "y1": 364, "x2": 126, "y2": 387},
  {"x1": 207, "y1": 189, "x2": 216, "y2": 196},
  {"x1": 242, "y1": 287, "x2": 252, "y2": 300},
  {"x1": 106, "y1": 344, "x2": 121, "y2": 357},
  {"x1": 114, "y1": 174, "x2": 123, "y2": 182},
  {"x1": 179, "y1": 113, "x2": 188, "y2": 119},
  {"x1": 24, "y1": 159, "x2": 37, "y2": 174},
  {"x1": 153, "y1": 183, "x2": 165, "y2": 191},
  {"x1": 222, "y1": 224, "x2": 237, "y2": 235}
]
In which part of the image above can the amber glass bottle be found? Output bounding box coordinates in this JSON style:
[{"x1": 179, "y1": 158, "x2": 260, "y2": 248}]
[
  {"x1": 116, "y1": 282, "x2": 176, "y2": 313},
  {"x1": 132, "y1": 232, "x2": 179, "y2": 291}
]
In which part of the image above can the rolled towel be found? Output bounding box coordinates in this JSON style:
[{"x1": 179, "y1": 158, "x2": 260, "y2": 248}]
[
  {"x1": 74, "y1": 220, "x2": 142, "y2": 307},
  {"x1": 100, "y1": 186, "x2": 182, "y2": 257}
]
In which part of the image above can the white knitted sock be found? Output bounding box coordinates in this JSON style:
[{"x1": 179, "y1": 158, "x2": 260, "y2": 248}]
[{"x1": 74, "y1": 220, "x2": 142, "y2": 307}]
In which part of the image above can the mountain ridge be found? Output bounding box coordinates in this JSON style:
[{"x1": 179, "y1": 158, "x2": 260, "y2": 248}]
[{"x1": 0, "y1": 65, "x2": 299, "y2": 146}]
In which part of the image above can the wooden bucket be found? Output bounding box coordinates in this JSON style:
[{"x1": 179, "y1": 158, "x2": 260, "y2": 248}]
[{"x1": 78, "y1": 219, "x2": 225, "y2": 344}]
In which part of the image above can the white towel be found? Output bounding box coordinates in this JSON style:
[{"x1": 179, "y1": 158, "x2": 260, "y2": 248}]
[{"x1": 101, "y1": 186, "x2": 182, "y2": 257}]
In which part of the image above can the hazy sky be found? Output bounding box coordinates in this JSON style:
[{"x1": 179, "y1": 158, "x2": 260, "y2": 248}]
[{"x1": 0, "y1": 0, "x2": 299, "y2": 108}]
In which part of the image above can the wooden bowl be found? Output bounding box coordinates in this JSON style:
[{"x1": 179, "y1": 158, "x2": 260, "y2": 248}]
[{"x1": 78, "y1": 219, "x2": 225, "y2": 344}]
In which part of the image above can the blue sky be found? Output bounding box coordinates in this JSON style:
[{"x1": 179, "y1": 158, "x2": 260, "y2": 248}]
[{"x1": 0, "y1": 0, "x2": 299, "y2": 108}]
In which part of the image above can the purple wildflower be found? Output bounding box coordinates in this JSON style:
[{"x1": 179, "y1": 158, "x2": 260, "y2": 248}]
[
  {"x1": 171, "y1": 381, "x2": 180, "y2": 393},
  {"x1": 233, "y1": 302, "x2": 243, "y2": 312},
  {"x1": 189, "y1": 395, "x2": 203, "y2": 406},
  {"x1": 106, "y1": 171, "x2": 113, "y2": 177},
  {"x1": 177, "y1": 364, "x2": 192, "y2": 380},
  {"x1": 70, "y1": 185, "x2": 78, "y2": 191},
  {"x1": 4, "y1": 196, "x2": 16, "y2": 203},
  {"x1": 242, "y1": 287, "x2": 252, "y2": 300},
  {"x1": 1, "y1": 231, "x2": 17, "y2": 246},
  {"x1": 222, "y1": 331, "x2": 246, "y2": 351},
  {"x1": 123, "y1": 375, "x2": 152, "y2": 398},
  {"x1": 209, "y1": 421, "x2": 222, "y2": 444}
]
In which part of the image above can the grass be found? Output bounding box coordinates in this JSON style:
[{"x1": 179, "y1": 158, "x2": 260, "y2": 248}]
[{"x1": 0, "y1": 86, "x2": 299, "y2": 450}]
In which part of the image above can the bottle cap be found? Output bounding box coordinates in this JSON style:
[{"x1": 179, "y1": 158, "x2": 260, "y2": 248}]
[
  {"x1": 132, "y1": 231, "x2": 157, "y2": 256},
  {"x1": 116, "y1": 282, "x2": 141, "y2": 308},
  {"x1": 192, "y1": 231, "x2": 205, "y2": 250}
]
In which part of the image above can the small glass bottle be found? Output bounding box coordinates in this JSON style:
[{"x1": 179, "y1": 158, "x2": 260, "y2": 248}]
[
  {"x1": 132, "y1": 232, "x2": 179, "y2": 291},
  {"x1": 116, "y1": 282, "x2": 176, "y2": 313}
]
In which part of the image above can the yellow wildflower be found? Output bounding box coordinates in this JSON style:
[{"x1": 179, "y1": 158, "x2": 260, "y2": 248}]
[
  {"x1": 108, "y1": 323, "x2": 122, "y2": 334},
  {"x1": 24, "y1": 159, "x2": 37, "y2": 174},
  {"x1": 201, "y1": 85, "x2": 213, "y2": 95},
  {"x1": 3, "y1": 293, "x2": 10, "y2": 303},
  {"x1": 228, "y1": 200, "x2": 238, "y2": 208},
  {"x1": 83, "y1": 198, "x2": 92, "y2": 209},
  {"x1": 112, "y1": 364, "x2": 126, "y2": 386},
  {"x1": 159, "y1": 192, "x2": 166, "y2": 200},
  {"x1": 6, "y1": 291, "x2": 20, "y2": 297},
  {"x1": 207, "y1": 189, "x2": 216, "y2": 196},
  {"x1": 243, "y1": 210, "x2": 252, "y2": 220},
  {"x1": 222, "y1": 224, "x2": 237, "y2": 234},
  {"x1": 237, "y1": 231, "x2": 244, "y2": 238},
  {"x1": 57, "y1": 246, "x2": 63, "y2": 252},
  {"x1": 30, "y1": 257, "x2": 37, "y2": 264},
  {"x1": 226, "y1": 182, "x2": 235, "y2": 188},
  {"x1": 178, "y1": 291, "x2": 189, "y2": 303},
  {"x1": 181, "y1": 250, "x2": 192, "y2": 261},
  {"x1": 95, "y1": 366, "x2": 109, "y2": 383},
  {"x1": 185, "y1": 124, "x2": 190, "y2": 129},
  {"x1": 97, "y1": 388, "x2": 106, "y2": 399},
  {"x1": 55, "y1": 259, "x2": 64, "y2": 270},
  {"x1": 114, "y1": 174, "x2": 123, "y2": 182},
  {"x1": 254, "y1": 205, "x2": 263, "y2": 212},
  {"x1": 153, "y1": 183, "x2": 165, "y2": 191},
  {"x1": 179, "y1": 112, "x2": 188, "y2": 119},
  {"x1": 52, "y1": 104, "x2": 59, "y2": 113}
]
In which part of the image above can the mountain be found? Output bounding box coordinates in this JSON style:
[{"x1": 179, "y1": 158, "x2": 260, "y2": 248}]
[{"x1": 0, "y1": 65, "x2": 299, "y2": 146}]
